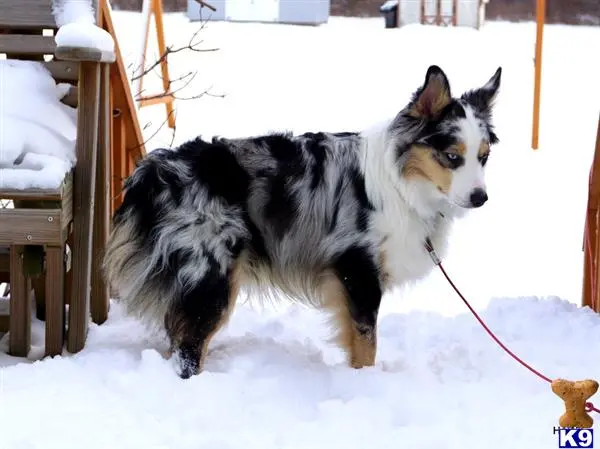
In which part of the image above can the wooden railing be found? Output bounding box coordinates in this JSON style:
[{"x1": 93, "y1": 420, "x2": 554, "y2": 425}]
[
  {"x1": 98, "y1": 0, "x2": 146, "y2": 214},
  {"x1": 582, "y1": 114, "x2": 600, "y2": 312},
  {"x1": 420, "y1": 0, "x2": 458, "y2": 26}
]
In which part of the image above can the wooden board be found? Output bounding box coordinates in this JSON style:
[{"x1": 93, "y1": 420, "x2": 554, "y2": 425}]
[
  {"x1": 582, "y1": 115, "x2": 600, "y2": 313},
  {"x1": 136, "y1": 0, "x2": 176, "y2": 129},
  {"x1": 0, "y1": 0, "x2": 57, "y2": 29},
  {"x1": 0, "y1": 34, "x2": 56, "y2": 54},
  {"x1": 0, "y1": 297, "x2": 9, "y2": 333},
  {"x1": 531, "y1": 0, "x2": 545, "y2": 150},
  {"x1": 98, "y1": 0, "x2": 146, "y2": 214},
  {"x1": 44, "y1": 60, "x2": 79, "y2": 82},
  {"x1": 0, "y1": 209, "x2": 65, "y2": 245}
]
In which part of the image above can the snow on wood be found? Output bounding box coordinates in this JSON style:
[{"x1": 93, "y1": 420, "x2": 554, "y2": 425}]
[
  {"x1": 52, "y1": 0, "x2": 115, "y2": 52},
  {"x1": 0, "y1": 60, "x2": 76, "y2": 189}
]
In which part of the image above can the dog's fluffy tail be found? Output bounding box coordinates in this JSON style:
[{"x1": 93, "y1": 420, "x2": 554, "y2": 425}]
[
  {"x1": 103, "y1": 152, "x2": 179, "y2": 330},
  {"x1": 103, "y1": 148, "x2": 251, "y2": 332}
]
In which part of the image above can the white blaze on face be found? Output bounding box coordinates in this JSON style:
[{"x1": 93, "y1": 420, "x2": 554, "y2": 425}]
[{"x1": 448, "y1": 104, "x2": 488, "y2": 207}]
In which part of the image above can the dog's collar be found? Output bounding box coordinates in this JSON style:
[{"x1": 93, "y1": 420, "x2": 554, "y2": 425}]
[
  {"x1": 424, "y1": 237, "x2": 441, "y2": 265},
  {"x1": 426, "y1": 213, "x2": 446, "y2": 264}
]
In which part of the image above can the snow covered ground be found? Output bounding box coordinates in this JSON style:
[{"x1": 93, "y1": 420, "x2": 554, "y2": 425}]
[{"x1": 2, "y1": 11, "x2": 600, "y2": 449}]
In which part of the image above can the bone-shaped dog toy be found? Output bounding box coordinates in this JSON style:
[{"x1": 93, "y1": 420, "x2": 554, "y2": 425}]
[{"x1": 551, "y1": 379, "x2": 599, "y2": 428}]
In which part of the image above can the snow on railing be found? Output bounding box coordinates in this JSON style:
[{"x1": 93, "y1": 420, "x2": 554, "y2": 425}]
[
  {"x1": 51, "y1": 0, "x2": 115, "y2": 52},
  {"x1": 0, "y1": 60, "x2": 76, "y2": 189}
]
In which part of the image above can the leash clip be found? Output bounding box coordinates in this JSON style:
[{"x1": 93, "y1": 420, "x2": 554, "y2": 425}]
[{"x1": 424, "y1": 238, "x2": 441, "y2": 266}]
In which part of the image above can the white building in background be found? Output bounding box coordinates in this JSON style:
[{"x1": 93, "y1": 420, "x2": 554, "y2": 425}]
[
  {"x1": 398, "y1": 0, "x2": 490, "y2": 29},
  {"x1": 187, "y1": 0, "x2": 331, "y2": 25}
]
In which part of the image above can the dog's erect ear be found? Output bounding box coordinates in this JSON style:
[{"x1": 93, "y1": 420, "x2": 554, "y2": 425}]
[
  {"x1": 408, "y1": 65, "x2": 452, "y2": 120},
  {"x1": 461, "y1": 67, "x2": 502, "y2": 113}
]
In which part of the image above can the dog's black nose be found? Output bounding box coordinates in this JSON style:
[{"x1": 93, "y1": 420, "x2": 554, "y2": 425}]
[{"x1": 470, "y1": 189, "x2": 488, "y2": 208}]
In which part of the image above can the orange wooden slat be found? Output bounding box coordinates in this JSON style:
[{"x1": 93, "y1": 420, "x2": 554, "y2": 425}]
[
  {"x1": 582, "y1": 115, "x2": 600, "y2": 312},
  {"x1": 531, "y1": 0, "x2": 545, "y2": 150}
]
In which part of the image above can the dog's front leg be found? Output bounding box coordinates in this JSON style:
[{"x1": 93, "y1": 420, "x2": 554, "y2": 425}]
[{"x1": 326, "y1": 246, "x2": 383, "y2": 369}]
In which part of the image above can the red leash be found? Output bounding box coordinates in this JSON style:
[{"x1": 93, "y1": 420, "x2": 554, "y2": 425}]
[{"x1": 424, "y1": 238, "x2": 600, "y2": 415}]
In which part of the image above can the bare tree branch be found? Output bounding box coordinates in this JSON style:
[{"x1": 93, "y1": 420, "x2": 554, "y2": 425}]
[
  {"x1": 168, "y1": 112, "x2": 178, "y2": 149},
  {"x1": 135, "y1": 70, "x2": 197, "y2": 101},
  {"x1": 126, "y1": 108, "x2": 178, "y2": 154},
  {"x1": 194, "y1": 0, "x2": 217, "y2": 12},
  {"x1": 130, "y1": 18, "x2": 218, "y2": 82},
  {"x1": 135, "y1": 68, "x2": 225, "y2": 103},
  {"x1": 126, "y1": 14, "x2": 224, "y2": 155}
]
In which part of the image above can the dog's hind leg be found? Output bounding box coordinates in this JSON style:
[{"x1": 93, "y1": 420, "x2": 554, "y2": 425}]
[
  {"x1": 165, "y1": 258, "x2": 242, "y2": 379},
  {"x1": 324, "y1": 246, "x2": 383, "y2": 368}
]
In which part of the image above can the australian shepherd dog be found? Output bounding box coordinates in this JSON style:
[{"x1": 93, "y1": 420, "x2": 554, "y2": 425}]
[{"x1": 104, "y1": 65, "x2": 502, "y2": 378}]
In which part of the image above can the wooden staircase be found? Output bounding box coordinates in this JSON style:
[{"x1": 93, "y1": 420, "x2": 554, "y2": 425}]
[{"x1": 0, "y1": 0, "x2": 146, "y2": 355}]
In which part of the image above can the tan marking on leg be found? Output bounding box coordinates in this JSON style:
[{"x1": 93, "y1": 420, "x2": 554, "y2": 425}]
[
  {"x1": 321, "y1": 275, "x2": 377, "y2": 369},
  {"x1": 350, "y1": 324, "x2": 377, "y2": 368}
]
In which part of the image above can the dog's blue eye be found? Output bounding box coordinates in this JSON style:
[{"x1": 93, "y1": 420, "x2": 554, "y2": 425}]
[
  {"x1": 435, "y1": 150, "x2": 464, "y2": 169},
  {"x1": 442, "y1": 151, "x2": 464, "y2": 169}
]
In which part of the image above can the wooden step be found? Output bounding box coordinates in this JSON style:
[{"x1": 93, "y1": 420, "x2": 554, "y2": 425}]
[{"x1": 0, "y1": 296, "x2": 9, "y2": 333}]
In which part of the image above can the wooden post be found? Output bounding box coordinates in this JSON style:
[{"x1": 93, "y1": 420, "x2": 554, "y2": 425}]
[
  {"x1": 99, "y1": 0, "x2": 146, "y2": 215},
  {"x1": 136, "y1": 0, "x2": 176, "y2": 129},
  {"x1": 452, "y1": 0, "x2": 458, "y2": 26},
  {"x1": 531, "y1": 0, "x2": 545, "y2": 150},
  {"x1": 582, "y1": 115, "x2": 600, "y2": 312},
  {"x1": 112, "y1": 109, "x2": 127, "y2": 211},
  {"x1": 153, "y1": 0, "x2": 175, "y2": 128},
  {"x1": 134, "y1": 0, "x2": 153, "y2": 99},
  {"x1": 8, "y1": 246, "x2": 30, "y2": 357},
  {"x1": 90, "y1": 62, "x2": 111, "y2": 325},
  {"x1": 44, "y1": 245, "x2": 65, "y2": 356},
  {"x1": 66, "y1": 61, "x2": 101, "y2": 354}
]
